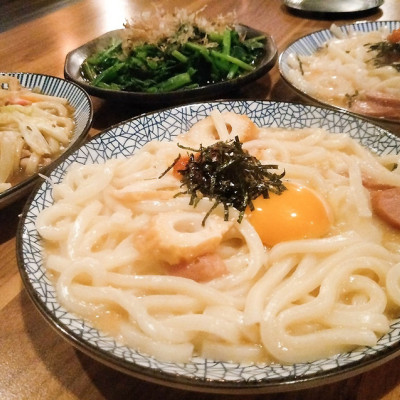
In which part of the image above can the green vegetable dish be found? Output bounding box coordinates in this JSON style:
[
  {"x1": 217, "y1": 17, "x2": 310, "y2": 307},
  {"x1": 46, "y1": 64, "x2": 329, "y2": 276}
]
[{"x1": 80, "y1": 9, "x2": 267, "y2": 93}]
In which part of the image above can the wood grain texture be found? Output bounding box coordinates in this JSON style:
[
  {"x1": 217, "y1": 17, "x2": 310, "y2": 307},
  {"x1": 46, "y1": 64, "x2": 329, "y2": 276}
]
[
  {"x1": 0, "y1": 1, "x2": 399, "y2": 398},
  {"x1": 0, "y1": 0, "x2": 81, "y2": 33}
]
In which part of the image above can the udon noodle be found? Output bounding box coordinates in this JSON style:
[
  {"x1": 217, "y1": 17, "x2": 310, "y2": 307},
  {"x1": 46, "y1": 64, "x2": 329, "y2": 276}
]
[
  {"x1": 286, "y1": 25, "x2": 400, "y2": 119},
  {"x1": 36, "y1": 110, "x2": 400, "y2": 365},
  {"x1": 0, "y1": 76, "x2": 75, "y2": 192}
]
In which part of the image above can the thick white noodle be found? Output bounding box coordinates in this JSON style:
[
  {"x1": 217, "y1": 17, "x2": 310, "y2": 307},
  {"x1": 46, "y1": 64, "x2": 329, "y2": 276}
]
[
  {"x1": 37, "y1": 111, "x2": 400, "y2": 365},
  {"x1": 0, "y1": 77, "x2": 74, "y2": 192},
  {"x1": 286, "y1": 26, "x2": 400, "y2": 115}
]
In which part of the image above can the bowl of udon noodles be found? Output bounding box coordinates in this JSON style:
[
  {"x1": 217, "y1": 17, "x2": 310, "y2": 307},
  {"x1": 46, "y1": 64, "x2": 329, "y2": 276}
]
[
  {"x1": 279, "y1": 21, "x2": 400, "y2": 123},
  {"x1": 17, "y1": 100, "x2": 400, "y2": 393},
  {"x1": 0, "y1": 72, "x2": 93, "y2": 209}
]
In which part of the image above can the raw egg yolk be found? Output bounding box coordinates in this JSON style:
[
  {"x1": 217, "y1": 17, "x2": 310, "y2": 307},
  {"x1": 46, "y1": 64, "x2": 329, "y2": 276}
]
[{"x1": 246, "y1": 183, "x2": 332, "y2": 247}]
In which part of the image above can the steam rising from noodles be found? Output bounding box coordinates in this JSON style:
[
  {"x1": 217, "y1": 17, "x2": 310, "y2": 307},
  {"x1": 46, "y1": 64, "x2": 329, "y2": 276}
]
[
  {"x1": 0, "y1": 76, "x2": 75, "y2": 192},
  {"x1": 36, "y1": 110, "x2": 400, "y2": 365}
]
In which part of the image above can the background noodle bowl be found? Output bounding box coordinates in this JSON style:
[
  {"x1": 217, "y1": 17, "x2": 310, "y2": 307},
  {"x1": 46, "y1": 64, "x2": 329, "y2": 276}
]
[
  {"x1": 0, "y1": 72, "x2": 92, "y2": 209},
  {"x1": 279, "y1": 21, "x2": 400, "y2": 122},
  {"x1": 0, "y1": 76, "x2": 76, "y2": 193}
]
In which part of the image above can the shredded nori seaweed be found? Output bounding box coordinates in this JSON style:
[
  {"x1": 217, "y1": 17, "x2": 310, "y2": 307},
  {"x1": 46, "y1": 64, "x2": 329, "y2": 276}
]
[
  {"x1": 367, "y1": 41, "x2": 400, "y2": 72},
  {"x1": 161, "y1": 136, "x2": 286, "y2": 225}
]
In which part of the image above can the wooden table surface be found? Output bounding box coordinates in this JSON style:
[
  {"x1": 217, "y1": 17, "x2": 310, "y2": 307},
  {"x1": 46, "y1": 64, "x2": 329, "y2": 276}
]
[{"x1": 1, "y1": 0, "x2": 400, "y2": 399}]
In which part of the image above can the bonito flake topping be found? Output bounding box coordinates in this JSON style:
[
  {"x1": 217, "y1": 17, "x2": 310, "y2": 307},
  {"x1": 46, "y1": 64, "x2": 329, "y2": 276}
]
[{"x1": 121, "y1": 7, "x2": 237, "y2": 53}]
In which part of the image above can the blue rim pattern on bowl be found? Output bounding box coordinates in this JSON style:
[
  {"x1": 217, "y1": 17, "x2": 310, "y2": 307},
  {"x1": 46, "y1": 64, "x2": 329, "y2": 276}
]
[
  {"x1": 0, "y1": 72, "x2": 93, "y2": 209},
  {"x1": 17, "y1": 101, "x2": 400, "y2": 393},
  {"x1": 279, "y1": 21, "x2": 400, "y2": 123}
]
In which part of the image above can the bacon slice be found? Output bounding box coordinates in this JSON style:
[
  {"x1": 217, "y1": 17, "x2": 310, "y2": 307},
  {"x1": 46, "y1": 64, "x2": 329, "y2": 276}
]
[
  {"x1": 365, "y1": 92, "x2": 400, "y2": 107},
  {"x1": 370, "y1": 187, "x2": 400, "y2": 229},
  {"x1": 363, "y1": 178, "x2": 395, "y2": 191},
  {"x1": 387, "y1": 28, "x2": 400, "y2": 44},
  {"x1": 166, "y1": 253, "x2": 228, "y2": 282},
  {"x1": 351, "y1": 92, "x2": 400, "y2": 119}
]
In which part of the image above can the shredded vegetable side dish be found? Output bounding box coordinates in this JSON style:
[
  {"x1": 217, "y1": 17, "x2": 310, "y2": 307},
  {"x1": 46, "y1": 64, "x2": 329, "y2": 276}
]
[
  {"x1": 80, "y1": 9, "x2": 266, "y2": 93},
  {"x1": 0, "y1": 76, "x2": 75, "y2": 193}
]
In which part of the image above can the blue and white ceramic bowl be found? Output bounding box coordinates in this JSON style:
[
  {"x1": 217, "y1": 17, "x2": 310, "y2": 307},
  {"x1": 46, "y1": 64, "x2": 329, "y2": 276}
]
[
  {"x1": 0, "y1": 72, "x2": 93, "y2": 209},
  {"x1": 279, "y1": 21, "x2": 400, "y2": 123},
  {"x1": 17, "y1": 101, "x2": 400, "y2": 394}
]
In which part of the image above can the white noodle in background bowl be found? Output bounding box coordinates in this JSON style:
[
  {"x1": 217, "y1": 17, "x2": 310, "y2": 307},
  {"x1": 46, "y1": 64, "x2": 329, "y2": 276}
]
[
  {"x1": 0, "y1": 72, "x2": 93, "y2": 209},
  {"x1": 279, "y1": 21, "x2": 400, "y2": 124},
  {"x1": 17, "y1": 101, "x2": 400, "y2": 394}
]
